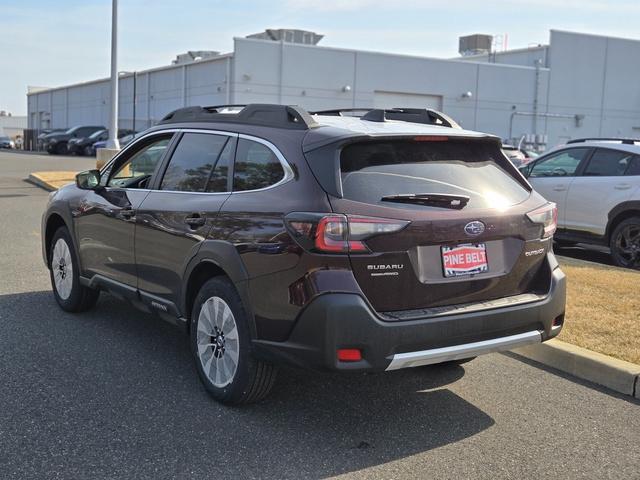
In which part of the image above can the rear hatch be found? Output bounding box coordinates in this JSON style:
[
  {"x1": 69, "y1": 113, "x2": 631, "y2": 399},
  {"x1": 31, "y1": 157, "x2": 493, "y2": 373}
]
[{"x1": 313, "y1": 136, "x2": 554, "y2": 313}]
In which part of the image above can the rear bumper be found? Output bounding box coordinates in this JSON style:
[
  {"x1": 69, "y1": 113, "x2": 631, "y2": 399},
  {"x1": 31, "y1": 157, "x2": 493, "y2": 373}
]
[
  {"x1": 253, "y1": 257, "x2": 566, "y2": 372},
  {"x1": 385, "y1": 330, "x2": 541, "y2": 370}
]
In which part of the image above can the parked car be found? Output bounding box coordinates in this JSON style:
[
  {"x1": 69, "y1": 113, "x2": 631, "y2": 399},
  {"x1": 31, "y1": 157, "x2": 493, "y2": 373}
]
[
  {"x1": 502, "y1": 144, "x2": 528, "y2": 167},
  {"x1": 68, "y1": 129, "x2": 133, "y2": 156},
  {"x1": 0, "y1": 136, "x2": 15, "y2": 149},
  {"x1": 519, "y1": 137, "x2": 640, "y2": 269},
  {"x1": 522, "y1": 148, "x2": 540, "y2": 160},
  {"x1": 37, "y1": 129, "x2": 66, "y2": 150},
  {"x1": 91, "y1": 131, "x2": 139, "y2": 155},
  {"x1": 42, "y1": 104, "x2": 566, "y2": 405},
  {"x1": 41, "y1": 125, "x2": 106, "y2": 155}
]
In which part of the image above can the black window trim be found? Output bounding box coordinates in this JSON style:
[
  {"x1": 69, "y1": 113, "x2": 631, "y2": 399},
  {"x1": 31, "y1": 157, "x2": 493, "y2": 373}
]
[{"x1": 102, "y1": 128, "x2": 295, "y2": 195}]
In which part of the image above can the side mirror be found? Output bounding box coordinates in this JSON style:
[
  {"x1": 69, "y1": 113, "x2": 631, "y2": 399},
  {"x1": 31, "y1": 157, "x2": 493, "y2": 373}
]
[{"x1": 76, "y1": 170, "x2": 101, "y2": 190}]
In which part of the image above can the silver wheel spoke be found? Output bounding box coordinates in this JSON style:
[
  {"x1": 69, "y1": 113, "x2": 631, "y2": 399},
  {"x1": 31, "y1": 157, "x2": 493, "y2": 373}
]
[
  {"x1": 214, "y1": 357, "x2": 222, "y2": 385},
  {"x1": 52, "y1": 238, "x2": 73, "y2": 300},
  {"x1": 195, "y1": 295, "x2": 240, "y2": 388}
]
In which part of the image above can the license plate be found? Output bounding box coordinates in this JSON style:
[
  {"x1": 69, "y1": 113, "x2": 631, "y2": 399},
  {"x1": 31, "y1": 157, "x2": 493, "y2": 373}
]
[{"x1": 441, "y1": 243, "x2": 488, "y2": 277}]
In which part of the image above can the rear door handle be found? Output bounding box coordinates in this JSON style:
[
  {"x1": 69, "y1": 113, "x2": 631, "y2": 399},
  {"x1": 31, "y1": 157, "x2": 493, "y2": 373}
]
[
  {"x1": 614, "y1": 183, "x2": 632, "y2": 190},
  {"x1": 552, "y1": 185, "x2": 566, "y2": 192},
  {"x1": 185, "y1": 214, "x2": 206, "y2": 228}
]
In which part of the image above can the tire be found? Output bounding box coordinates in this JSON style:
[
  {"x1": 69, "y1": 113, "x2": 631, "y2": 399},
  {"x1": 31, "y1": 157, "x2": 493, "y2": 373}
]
[
  {"x1": 84, "y1": 145, "x2": 94, "y2": 157},
  {"x1": 609, "y1": 217, "x2": 640, "y2": 270},
  {"x1": 55, "y1": 142, "x2": 67, "y2": 155},
  {"x1": 49, "y1": 227, "x2": 100, "y2": 312},
  {"x1": 190, "y1": 277, "x2": 277, "y2": 405}
]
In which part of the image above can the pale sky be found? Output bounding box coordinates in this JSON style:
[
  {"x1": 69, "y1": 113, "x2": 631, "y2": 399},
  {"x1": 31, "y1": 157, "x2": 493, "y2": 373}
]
[{"x1": 2, "y1": 0, "x2": 639, "y2": 115}]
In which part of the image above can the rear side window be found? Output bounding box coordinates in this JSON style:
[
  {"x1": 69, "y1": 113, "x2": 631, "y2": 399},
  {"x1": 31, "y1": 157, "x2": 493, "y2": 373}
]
[
  {"x1": 161, "y1": 133, "x2": 229, "y2": 192},
  {"x1": 584, "y1": 149, "x2": 635, "y2": 177},
  {"x1": 233, "y1": 139, "x2": 285, "y2": 191},
  {"x1": 625, "y1": 155, "x2": 640, "y2": 176},
  {"x1": 340, "y1": 139, "x2": 529, "y2": 210}
]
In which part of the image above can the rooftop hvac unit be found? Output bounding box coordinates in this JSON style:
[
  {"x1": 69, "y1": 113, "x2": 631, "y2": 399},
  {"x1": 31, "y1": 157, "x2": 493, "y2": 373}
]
[{"x1": 459, "y1": 34, "x2": 493, "y2": 56}]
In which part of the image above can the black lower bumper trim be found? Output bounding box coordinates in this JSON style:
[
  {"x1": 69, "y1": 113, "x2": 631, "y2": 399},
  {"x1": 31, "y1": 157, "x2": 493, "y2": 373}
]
[{"x1": 253, "y1": 265, "x2": 566, "y2": 372}]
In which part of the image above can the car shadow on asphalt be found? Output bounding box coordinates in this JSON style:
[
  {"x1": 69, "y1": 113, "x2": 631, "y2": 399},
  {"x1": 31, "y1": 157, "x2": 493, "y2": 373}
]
[
  {"x1": 554, "y1": 244, "x2": 613, "y2": 266},
  {"x1": 504, "y1": 352, "x2": 640, "y2": 406},
  {"x1": 1, "y1": 290, "x2": 495, "y2": 478}
]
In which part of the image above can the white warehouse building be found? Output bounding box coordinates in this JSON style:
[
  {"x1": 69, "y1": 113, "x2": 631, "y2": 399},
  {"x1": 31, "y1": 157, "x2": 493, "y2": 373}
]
[{"x1": 26, "y1": 29, "x2": 640, "y2": 149}]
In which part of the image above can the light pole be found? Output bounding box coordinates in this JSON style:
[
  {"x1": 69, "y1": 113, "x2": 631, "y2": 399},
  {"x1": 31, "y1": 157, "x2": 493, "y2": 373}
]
[{"x1": 106, "y1": 0, "x2": 120, "y2": 150}]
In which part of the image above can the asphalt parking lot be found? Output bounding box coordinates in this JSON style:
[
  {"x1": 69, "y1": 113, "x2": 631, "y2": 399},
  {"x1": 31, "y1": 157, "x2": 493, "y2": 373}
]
[{"x1": 1, "y1": 150, "x2": 639, "y2": 479}]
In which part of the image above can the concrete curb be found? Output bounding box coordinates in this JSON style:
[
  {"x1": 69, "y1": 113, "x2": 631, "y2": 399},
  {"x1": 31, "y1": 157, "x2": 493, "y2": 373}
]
[
  {"x1": 27, "y1": 171, "x2": 77, "y2": 191},
  {"x1": 513, "y1": 339, "x2": 640, "y2": 399},
  {"x1": 27, "y1": 172, "x2": 57, "y2": 191}
]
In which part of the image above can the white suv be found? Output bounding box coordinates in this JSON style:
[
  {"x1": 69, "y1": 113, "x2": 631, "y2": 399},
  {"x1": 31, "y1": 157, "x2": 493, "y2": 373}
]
[{"x1": 519, "y1": 138, "x2": 640, "y2": 269}]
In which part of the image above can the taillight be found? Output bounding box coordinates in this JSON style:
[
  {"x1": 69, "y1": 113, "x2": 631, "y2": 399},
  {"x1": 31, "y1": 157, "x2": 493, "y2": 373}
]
[
  {"x1": 315, "y1": 215, "x2": 351, "y2": 253},
  {"x1": 286, "y1": 213, "x2": 409, "y2": 254},
  {"x1": 526, "y1": 202, "x2": 557, "y2": 239}
]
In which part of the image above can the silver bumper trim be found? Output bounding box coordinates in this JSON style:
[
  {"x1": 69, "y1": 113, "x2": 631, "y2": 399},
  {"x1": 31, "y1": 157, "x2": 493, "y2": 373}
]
[{"x1": 385, "y1": 330, "x2": 542, "y2": 371}]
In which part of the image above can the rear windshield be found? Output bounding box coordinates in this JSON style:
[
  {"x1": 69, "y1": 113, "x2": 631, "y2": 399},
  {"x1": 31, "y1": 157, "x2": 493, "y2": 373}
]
[{"x1": 340, "y1": 139, "x2": 530, "y2": 209}]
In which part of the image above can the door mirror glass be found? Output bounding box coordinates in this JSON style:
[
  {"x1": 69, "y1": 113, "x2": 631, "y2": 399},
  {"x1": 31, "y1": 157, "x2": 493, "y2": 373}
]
[{"x1": 76, "y1": 170, "x2": 101, "y2": 190}]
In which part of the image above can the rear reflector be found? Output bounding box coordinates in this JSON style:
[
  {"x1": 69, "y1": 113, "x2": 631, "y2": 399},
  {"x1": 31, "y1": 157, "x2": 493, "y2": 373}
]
[{"x1": 337, "y1": 349, "x2": 362, "y2": 362}]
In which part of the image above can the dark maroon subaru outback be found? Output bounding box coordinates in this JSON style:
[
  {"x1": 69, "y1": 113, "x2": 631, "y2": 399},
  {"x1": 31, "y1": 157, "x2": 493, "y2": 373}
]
[{"x1": 42, "y1": 105, "x2": 566, "y2": 404}]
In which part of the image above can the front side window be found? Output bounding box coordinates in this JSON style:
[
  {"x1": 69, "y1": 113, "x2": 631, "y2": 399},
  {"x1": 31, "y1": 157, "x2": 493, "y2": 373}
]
[
  {"x1": 107, "y1": 136, "x2": 171, "y2": 188},
  {"x1": 584, "y1": 149, "x2": 635, "y2": 177},
  {"x1": 233, "y1": 139, "x2": 285, "y2": 191},
  {"x1": 160, "y1": 133, "x2": 229, "y2": 192},
  {"x1": 529, "y1": 148, "x2": 589, "y2": 178}
]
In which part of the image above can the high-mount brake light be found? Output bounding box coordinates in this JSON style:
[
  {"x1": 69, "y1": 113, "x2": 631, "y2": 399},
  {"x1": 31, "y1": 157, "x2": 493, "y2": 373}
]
[
  {"x1": 526, "y1": 203, "x2": 558, "y2": 239},
  {"x1": 413, "y1": 136, "x2": 449, "y2": 142},
  {"x1": 286, "y1": 213, "x2": 409, "y2": 254}
]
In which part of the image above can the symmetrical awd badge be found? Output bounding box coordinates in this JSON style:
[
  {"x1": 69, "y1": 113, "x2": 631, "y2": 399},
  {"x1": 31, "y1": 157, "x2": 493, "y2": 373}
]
[{"x1": 464, "y1": 221, "x2": 486, "y2": 237}]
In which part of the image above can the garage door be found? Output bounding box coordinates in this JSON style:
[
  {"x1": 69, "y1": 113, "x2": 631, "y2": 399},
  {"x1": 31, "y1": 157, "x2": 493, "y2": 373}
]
[{"x1": 373, "y1": 91, "x2": 443, "y2": 111}]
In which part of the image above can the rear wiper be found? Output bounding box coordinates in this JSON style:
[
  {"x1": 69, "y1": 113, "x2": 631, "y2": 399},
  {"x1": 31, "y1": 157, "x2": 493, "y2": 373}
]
[{"x1": 381, "y1": 193, "x2": 470, "y2": 209}]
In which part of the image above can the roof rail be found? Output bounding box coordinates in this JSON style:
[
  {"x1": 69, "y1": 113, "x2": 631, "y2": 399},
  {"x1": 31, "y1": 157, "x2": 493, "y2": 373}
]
[
  {"x1": 159, "y1": 104, "x2": 320, "y2": 130},
  {"x1": 310, "y1": 107, "x2": 461, "y2": 129},
  {"x1": 310, "y1": 108, "x2": 372, "y2": 117},
  {"x1": 566, "y1": 137, "x2": 640, "y2": 145}
]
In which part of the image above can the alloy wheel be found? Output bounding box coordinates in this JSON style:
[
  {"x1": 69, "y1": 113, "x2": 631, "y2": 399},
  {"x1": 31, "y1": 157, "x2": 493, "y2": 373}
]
[
  {"x1": 51, "y1": 238, "x2": 73, "y2": 300},
  {"x1": 614, "y1": 224, "x2": 640, "y2": 269},
  {"x1": 196, "y1": 296, "x2": 240, "y2": 388}
]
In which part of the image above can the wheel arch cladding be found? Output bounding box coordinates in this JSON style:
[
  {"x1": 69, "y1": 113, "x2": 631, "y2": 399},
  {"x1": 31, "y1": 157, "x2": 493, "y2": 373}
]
[
  {"x1": 182, "y1": 240, "x2": 252, "y2": 326},
  {"x1": 607, "y1": 202, "x2": 640, "y2": 240},
  {"x1": 45, "y1": 213, "x2": 68, "y2": 266},
  {"x1": 184, "y1": 261, "x2": 228, "y2": 321}
]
